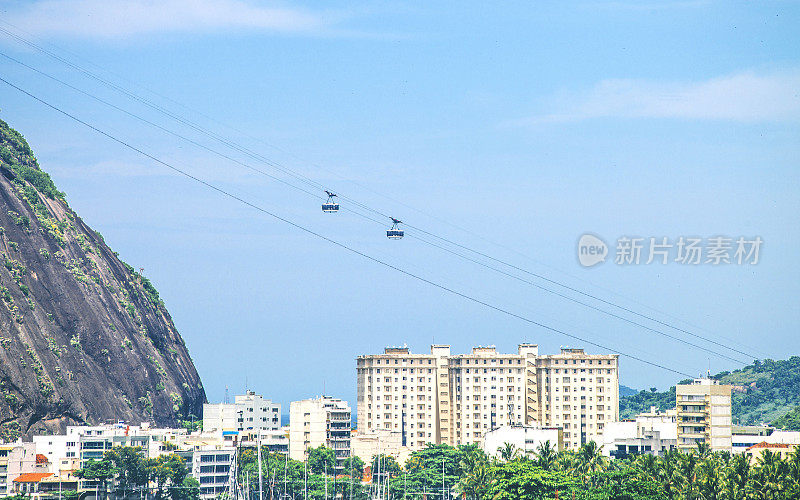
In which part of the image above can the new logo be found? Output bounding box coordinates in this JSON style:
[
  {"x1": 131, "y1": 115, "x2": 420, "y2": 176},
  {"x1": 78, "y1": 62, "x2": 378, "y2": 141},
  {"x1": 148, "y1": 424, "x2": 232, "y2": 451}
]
[{"x1": 578, "y1": 234, "x2": 608, "y2": 267}]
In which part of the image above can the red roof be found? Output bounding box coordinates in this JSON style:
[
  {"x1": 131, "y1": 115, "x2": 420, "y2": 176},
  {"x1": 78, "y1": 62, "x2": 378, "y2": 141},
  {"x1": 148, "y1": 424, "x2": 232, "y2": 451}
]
[
  {"x1": 36, "y1": 454, "x2": 49, "y2": 464},
  {"x1": 746, "y1": 441, "x2": 793, "y2": 451},
  {"x1": 13, "y1": 473, "x2": 54, "y2": 483}
]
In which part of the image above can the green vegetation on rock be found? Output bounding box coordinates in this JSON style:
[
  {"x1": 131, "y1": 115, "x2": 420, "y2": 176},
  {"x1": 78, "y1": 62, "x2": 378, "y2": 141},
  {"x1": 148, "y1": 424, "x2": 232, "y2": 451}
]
[
  {"x1": 620, "y1": 357, "x2": 800, "y2": 426},
  {"x1": 772, "y1": 406, "x2": 800, "y2": 431}
]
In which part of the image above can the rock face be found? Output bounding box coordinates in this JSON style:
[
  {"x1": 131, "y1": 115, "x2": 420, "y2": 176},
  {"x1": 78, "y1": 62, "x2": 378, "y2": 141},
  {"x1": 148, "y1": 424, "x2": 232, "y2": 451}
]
[{"x1": 0, "y1": 118, "x2": 205, "y2": 439}]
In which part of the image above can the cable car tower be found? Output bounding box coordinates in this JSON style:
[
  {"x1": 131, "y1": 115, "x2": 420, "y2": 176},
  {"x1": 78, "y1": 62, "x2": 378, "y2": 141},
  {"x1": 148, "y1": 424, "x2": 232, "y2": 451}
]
[
  {"x1": 386, "y1": 217, "x2": 404, "y2": 239},
  {"x1": 321, "y1": 190, "x2": 339, "y2": 213}
]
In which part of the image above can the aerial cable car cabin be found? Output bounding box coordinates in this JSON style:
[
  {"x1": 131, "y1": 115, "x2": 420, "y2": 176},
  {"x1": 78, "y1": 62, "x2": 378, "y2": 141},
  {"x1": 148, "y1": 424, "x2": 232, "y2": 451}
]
[
  {"x1": 322, "y1": 190, "x2": 339, "y2": 213},
  {"x1": 387, "y1": 217, "x2": 404, "y2": 239}
]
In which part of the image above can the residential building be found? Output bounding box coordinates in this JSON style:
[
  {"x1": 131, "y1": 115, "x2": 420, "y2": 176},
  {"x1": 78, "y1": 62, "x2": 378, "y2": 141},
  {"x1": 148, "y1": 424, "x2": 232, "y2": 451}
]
[
  {"x1": 235, "y1": 391, "x2": 282, "y2": 431},
  {"x1": 30, "y1": 422, "x2": 187, "y2": 493},
  {"x1": 732, "y1": 426, "x2": 800, "y2": 454},
  {"x1": 350, "y1": 429, "x2": 410, "y2": 466},
  {"x1": 190, "y1": 447, "x2": 235, "y2": 500},
  {"x1": 732, "y1": 426, "x2": 774, "y2": 453},
  {"x1": 238, "y1": 429, "x2": 290, "y2": 454},
  {"x1": 745, "y1": 442, "x2": 798, "y2": 461},
  {"x1": 602, "y1": 407, "x2": 677, "y2": 459},
  {"x1": 11, "y1": 473, "x2": 54, "y2": 499},
  {"x1": 676, "y1": 378, "x2": 732, "y2": 452},
  {"x1": 289, "y1": 396, "x2": 351, "y2": 469},
  {"x1": 202, "y1": 404, "x2": 242, "y2": 433},
  {"x1": 0, "y1": 442, "x2": 37, "y2": 495},
  {"x1": 38, "y1": 473, "x2": 80, "y2": 499},
  {"x1": 203, "y1": 391, "x2": 281, "y2": 433},
  {"x1": 356, "y1": 344, "x2": 619, "y2": 451},
  {"x1": 482, "y1": 425, "x2": 563, "y2": 458}
]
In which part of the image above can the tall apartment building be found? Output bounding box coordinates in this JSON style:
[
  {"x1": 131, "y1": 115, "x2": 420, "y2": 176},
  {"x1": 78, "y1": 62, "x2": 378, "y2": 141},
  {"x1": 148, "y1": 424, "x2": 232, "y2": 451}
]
[
  {"x1": 676, "y1": 378, "x2": 732, "y2": 452},
  {"x1": 289, "y1": 396, "x2": 351, "y2": 470},
  {"x1": 203, "y1": 391, "x2": 281, "y2": 432},
  {"x1": 356, "y1": 344, "x2": 618, "y2": 451}
]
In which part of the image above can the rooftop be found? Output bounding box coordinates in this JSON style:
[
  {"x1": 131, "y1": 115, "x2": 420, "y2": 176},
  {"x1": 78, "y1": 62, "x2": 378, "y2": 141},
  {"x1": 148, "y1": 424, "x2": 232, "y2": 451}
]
[{"x1": 13, "y1": 473, "x2": 54, "y2": 483}]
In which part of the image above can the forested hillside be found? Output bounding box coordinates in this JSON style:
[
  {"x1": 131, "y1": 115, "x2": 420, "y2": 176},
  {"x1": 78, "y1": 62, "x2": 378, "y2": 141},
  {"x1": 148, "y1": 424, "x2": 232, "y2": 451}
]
[{"x1": 620, "y1": 357, "x2": 800, "y2": 428}]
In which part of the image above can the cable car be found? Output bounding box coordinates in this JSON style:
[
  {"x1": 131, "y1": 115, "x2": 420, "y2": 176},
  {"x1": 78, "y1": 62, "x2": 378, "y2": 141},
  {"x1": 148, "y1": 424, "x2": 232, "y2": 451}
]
[
  {"x1": 322, "y1": 190, "x2": 339, "y2": 213},
  {"x1": 387, "y1": 217, "x2": 404, "y2": 239}
]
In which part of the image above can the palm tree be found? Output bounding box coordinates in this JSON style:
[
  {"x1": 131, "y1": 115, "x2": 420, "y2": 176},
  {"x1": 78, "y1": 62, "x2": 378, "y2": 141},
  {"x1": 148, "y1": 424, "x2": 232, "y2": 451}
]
[
  {"x1": 456, "y1": 456, "x2": 492, "y2": 500},
  {"x1": 497, "y1": 442, "x2": 519, "y2": 462},
  {"x1": 750, "y1": 449, "x2": 789, "y2": 500},
  {"x1": 556, "y1": 451, "x2": 578, "y2": 474},
  {"x1": 787, "y1": 445, "x2": 800, "y2": 499},
  {"x1": 677, "y1": 451, "x2": 700, "y2": 500},
  {"x1": 657, "y1": 450, "x2": 683, "y2": 500},
  {"x1": 696, "y1": 442, "x2": 712, "y2": 459},
  {"x1": 723, "y1": 453, "x2": 750, "y2": 500},
  {"x1": 697, "y1": 454, "x2": 723, "y2": 500},
  {"x1": 576, "y1": 441, "x2": 606, "y2": 475},
  {"x1": 632, "y1": 453, "x2": 659, "y2": 482},
  {"x1": 534, "y1": 441, "x2": 558, "y2": 471}
]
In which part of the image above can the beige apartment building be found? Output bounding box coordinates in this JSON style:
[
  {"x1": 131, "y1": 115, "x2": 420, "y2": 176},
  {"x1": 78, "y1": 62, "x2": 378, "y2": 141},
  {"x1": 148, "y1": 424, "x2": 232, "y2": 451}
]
[
  {"x1": 676, "y1": 378, "x2": 732, "y2": 452},
  {"x1": 289, "y1": 396, "x2": 351, "y2": 470},
  {"x1": 356, "y1": 344, "x2": 619, "y2": 451}
]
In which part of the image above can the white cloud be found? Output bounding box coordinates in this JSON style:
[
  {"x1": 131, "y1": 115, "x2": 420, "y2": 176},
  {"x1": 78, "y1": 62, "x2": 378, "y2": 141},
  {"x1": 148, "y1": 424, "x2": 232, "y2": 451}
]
[
  {"x1": 3, "y1": 0, "x2": 334, "y2": 38},
  {"x1": 521, "y1": 70, "x2": 800, "y2": 124}
]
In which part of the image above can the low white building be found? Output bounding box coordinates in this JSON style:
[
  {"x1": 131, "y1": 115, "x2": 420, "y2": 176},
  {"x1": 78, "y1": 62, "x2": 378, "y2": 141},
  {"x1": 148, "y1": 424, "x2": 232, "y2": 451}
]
[
  {"x1": 239, "y1": 429, "x2": 289, "y2": 454},
  {"x1": 203, "y1": 391, "x2": 281, "y2": 433},
  {"x1": 351, "y1": 428, "x2": 410, "y2": 466},
  {"x1": 602, "y1": 407, "x2": 677, "y2": 459},
  {"x1": 481, "y1": 425, "x2": 563, "y2": 458},
  {"x1": 732, "y1": 426, "x2": 800, "y2": 454},
  {"x1": 187, "y1": 446, "x2": 236, "y2": 500}
]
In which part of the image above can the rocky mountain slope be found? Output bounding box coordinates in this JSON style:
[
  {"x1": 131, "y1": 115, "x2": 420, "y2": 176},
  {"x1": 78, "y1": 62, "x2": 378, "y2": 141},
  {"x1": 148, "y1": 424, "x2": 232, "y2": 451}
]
[{"x1": 0, "y1": 118, "x2": 205, "y2": 439}]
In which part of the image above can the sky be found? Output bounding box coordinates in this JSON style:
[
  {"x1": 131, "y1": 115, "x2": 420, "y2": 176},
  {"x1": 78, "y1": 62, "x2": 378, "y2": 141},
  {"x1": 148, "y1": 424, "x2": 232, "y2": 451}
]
[{"x1": 0, "y1": 0, "x2": 798, "y2": 414}]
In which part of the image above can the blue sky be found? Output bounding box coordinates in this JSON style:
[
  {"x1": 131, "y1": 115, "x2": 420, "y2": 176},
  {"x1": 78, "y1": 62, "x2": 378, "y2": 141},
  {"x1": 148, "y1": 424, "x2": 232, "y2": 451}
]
[{"x1": 0, "y1": 0, "x2": 798, "y2": 412}]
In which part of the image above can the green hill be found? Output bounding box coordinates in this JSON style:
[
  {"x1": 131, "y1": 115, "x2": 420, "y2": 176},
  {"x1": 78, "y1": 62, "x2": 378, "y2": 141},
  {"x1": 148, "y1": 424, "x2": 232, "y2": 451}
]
[{"x1": 620, "y1": 356, "x2": 800, "y2": 428}]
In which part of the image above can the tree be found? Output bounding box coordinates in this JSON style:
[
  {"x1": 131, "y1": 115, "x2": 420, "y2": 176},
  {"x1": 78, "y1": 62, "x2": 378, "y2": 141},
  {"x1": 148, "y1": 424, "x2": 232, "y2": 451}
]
[
  {"x1": 677, "y1": 451, "x2": 700, "y2": 500},
  {"x1": 786, "y1": 445, "x2": 800, "y2": 499},
  {"x1": 456, "y1": 448, "x2": 492, "y2": 499},
  {"x1": 750, "y1": 449, "x2": 789, "y2": 500},
  {"x1": 146, "y1": 454, "x2": 190, "y2": 500},
  {"x1": 724, "y1": 453, "x2": 750, "y2": 500},
  {"x1": 534, "y1": 441, "x2": 558, "y2": 471},
  {"x1": 696, "y1": 442, "x2": 712, "y2": 460},
  {"x1": 576, "y1": 441, "x2": 606, "y2": 475},
  {"x1": 341, "y1": 455, "x2": 365, "y2": 480},
  {"x1": 175, "y1": 476, "x2": 200, "y2": 500},
  {"x1": 497, "y1": 442, "x2": 519, "y2": 462},
  {"x1": 485, "y1": 460, "x2": 578, "y2": 500},
  {"x1": 697, "y1": 455, "x2": 724, "y2": 500},
  {"x1": 371, "y1": 454, "x2": 401, "y2": 479},
  {"x1": 307, "y1": 446, "x2": 336, "y2": 475},
  {"x1": 104, "y1": 446, "x2": 148, "y2": 496},
  {"x1": 74, "y1": 458, "x2": 119, "y2": 500}
]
